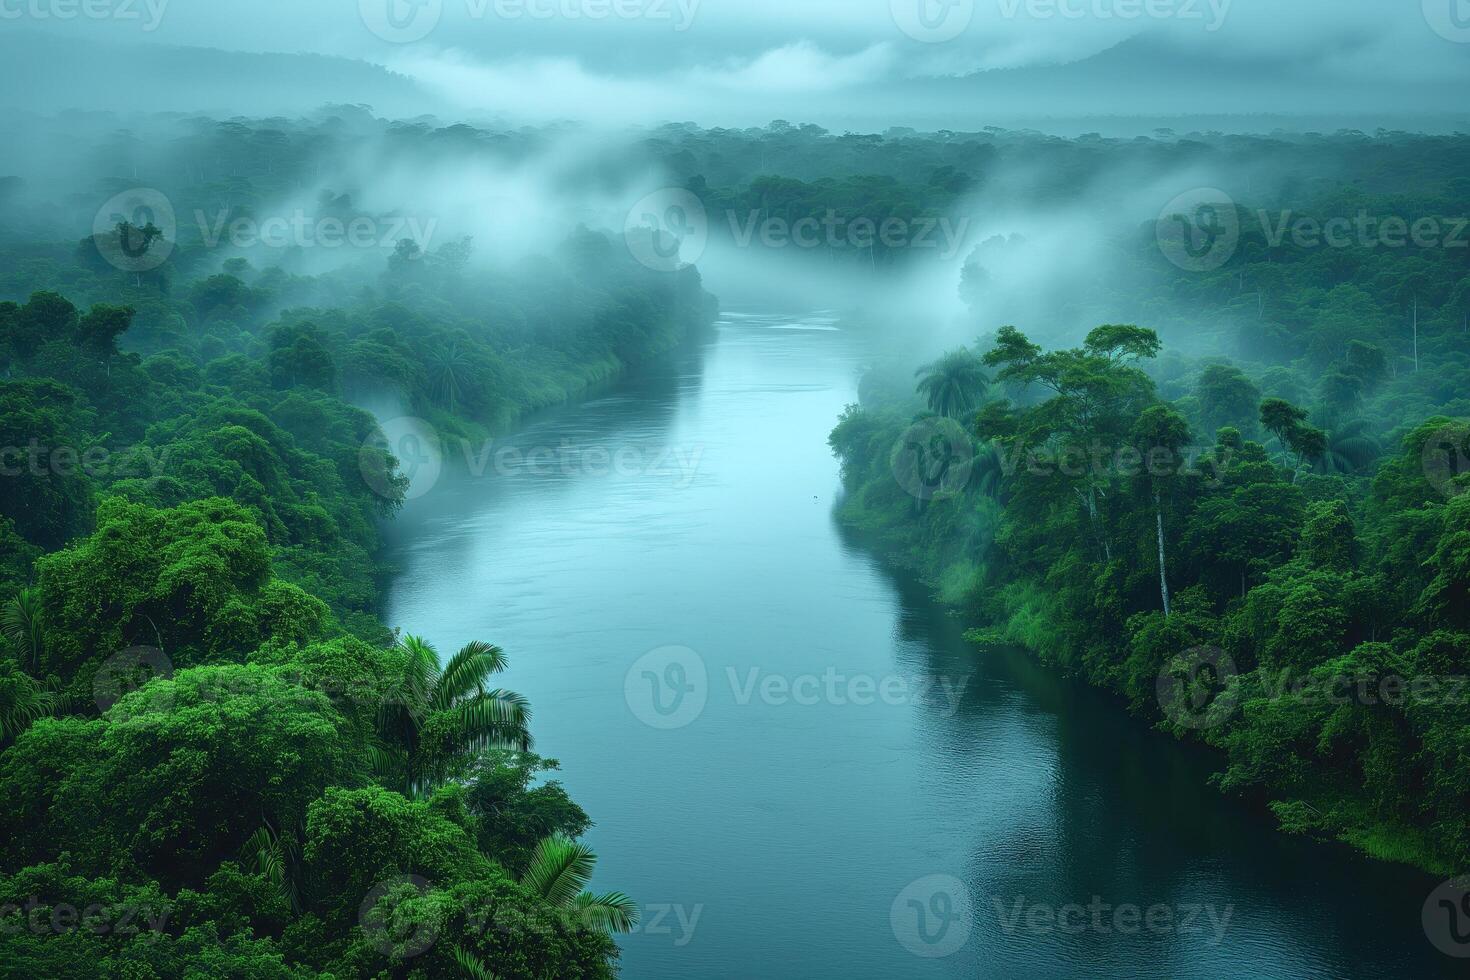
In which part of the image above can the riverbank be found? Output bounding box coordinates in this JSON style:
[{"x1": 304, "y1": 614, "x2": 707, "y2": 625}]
[
  {"x1": 380, "y1": 313, "x2": 1460, "y2": 979},
  {"x1": 828, "y1": 393, "x2": 1465, "y2": 881}
]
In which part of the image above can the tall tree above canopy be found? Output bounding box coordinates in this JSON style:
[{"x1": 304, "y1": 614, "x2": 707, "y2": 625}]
[
  {"x1": 1131, "y1": 404, "x2": 1193, "y2": 617},
  {"x1": 1260, "y1": 398, "x2": 1327, "y2": 471},
  {"x1": 914, "y1": 347, "x2": 988, "y2": 420},
  {"x1": 979, "y1": 325, "x2": 1163, "y2": 563}
]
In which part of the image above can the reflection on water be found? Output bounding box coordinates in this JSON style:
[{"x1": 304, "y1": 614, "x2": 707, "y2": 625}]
[{"x1": 382, "y1": 313, "x2": 1456, "y2": 979}]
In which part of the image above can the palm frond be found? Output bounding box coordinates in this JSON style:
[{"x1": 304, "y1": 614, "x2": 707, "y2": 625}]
[
  {"x1": 239, "y1": 823, "x2": 301, "y2": 912},
  {"x1": 451, "y1": 691, "x2": 532, "y2": 753},
  {"x1": 521, "y1": 834, "x2": 596, "y2": 909},
  {"x1": 0, "y1": 667, "x2": 53, "y2": 743},
  {"x1": 366, "y1": 740, "x2": 408, "y2": 787},
  {"x1": 569, "y1": 891, "x2": 640, "y2": 934},
  {"x1": 452, "y1": 947, "x2": 501, "y2": 980},
  {"x1": 396, "y1": 635, "x2": 442, "y2": 706},
  {"x1": 432, "y1": 641, "x2": 508, "y2": 712},
  {"x1": 915, "y1": 348, "x2": 989, "y2": 420},
  {"x1": 1, "y1": 588, "x2": 45, "y2": 669}
]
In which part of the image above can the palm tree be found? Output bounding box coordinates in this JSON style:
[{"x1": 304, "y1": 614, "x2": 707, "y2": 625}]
[
  {"x1": 0, "y1": 659, "x2": 53, "y2": 745},
  {"x1": 428, "y1": 341, "x2": 468, "y2": 416},
  {"x1": 2, "y1": 588, "x2": 44, "y2": 671},
  {"x1": 1320, "y1": 418, "x2": 1383, "y2": 474},
  {"x1": 451, "y1": 949, "x2": 501, "y2": 979},
  {"x1": 915, "y1": 348, "x2": 988, "y2": 420},
  {"x1": 374, "y1": 636, "x2": 532, "y2": 796},
  {"x1": 239, "y1": 821, "x2": 302, "y2": 912},
  {"x1": 970, "y1": 441, "x2": 1009, "y2": 501},
  {"x1": 444, "y1": 834, "x2": 635, "y2": 979},
  {"x1": 520, "y1": 834, "x2": 639, "y2": 934}
]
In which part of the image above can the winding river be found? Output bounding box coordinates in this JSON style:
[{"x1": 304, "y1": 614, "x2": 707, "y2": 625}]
[{"x1": 382, "y1": 312, "x2": 1456, "y2": 979}]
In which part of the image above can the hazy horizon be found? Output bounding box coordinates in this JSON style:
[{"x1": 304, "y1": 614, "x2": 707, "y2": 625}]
[{"x1": 2, "y1": 2, "x2": 1468, "y2": 129}]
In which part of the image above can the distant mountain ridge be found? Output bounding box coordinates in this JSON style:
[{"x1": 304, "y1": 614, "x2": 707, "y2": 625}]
[
  {"x1": 0, "y1": 30, "x2": 1463, "y2": 133},
  {"x1": 0, "y1": 31, "x2": 437, "y2": 117}
]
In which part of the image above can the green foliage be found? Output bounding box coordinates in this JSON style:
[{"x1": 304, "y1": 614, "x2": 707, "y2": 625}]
[
  {"x1": 35, "y1": 497, "x2": 299, "y2": 681},
  {"x1": 914, "y1": 347, "x2": 988, "y2": 419},
  {"x1": 375, "y1": 636, "x2": 532, "y2": 796},
  {"x1": 464, "y1": 752, "x2": 591, "y2": 874},
  {"x1": 834, "y1": 316, "x2": 1470, "y2": 875},
  {"x1": 0, "y1": 127, "x2": 706, "y2": 972}
]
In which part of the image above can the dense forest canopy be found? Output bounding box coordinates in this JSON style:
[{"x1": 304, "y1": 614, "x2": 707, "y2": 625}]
[{"x1": 2, "y1": 95, "x2": 1470, "y2": 974}]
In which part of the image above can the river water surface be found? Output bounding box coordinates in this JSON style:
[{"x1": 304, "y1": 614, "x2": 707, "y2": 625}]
[{"x1": 382, "y1": 312, "x2": 1456, "y2": 979}]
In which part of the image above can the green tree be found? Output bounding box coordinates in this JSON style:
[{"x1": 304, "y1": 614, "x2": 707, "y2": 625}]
[
  {"x1": 1131, "y1": 404, "x2": 1193, "y2": 617},
  {"x1": 519, "y1": 834, "x2": 638, "y2": 934},
  {"x1": 2, "y1": 587, "x2": 45, "y2": 670},
  {"x1": 1196, "y1": 363, "x2": 1260, "y2": 436},
  {"x1": 375, "y1": 636, "x2": 532, "y2": 795},
  {"x1": 914, "y1": 347, "x2": 987, "y2": 420},
  {"x1": 1260, "y1": 398, "x2": 1327, "y2": 472}
]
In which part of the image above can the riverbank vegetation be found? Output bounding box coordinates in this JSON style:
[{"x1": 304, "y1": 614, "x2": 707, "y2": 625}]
[
  {"x1": 829, "y1": 172, "x2": 1470, "y2": 876},
  {"x1": 0, "y1": 112, "x2": 716, "y2": 976}
]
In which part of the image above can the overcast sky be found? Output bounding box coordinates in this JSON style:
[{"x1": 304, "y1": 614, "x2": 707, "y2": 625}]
[{"x1": 6, "y1": 0, "x2": 1470, "y2": 124}]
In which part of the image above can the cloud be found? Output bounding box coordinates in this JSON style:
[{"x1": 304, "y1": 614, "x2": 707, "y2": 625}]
[
  {"x1": 7, "y1": 0, "x2": 1467, "y2": 125},
  {"x1": 394, "y1": 41, "x2": 900, "y2": 121},
  {"x1": 685, "y1": 42, "x2": 896, "y2": 93}
]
